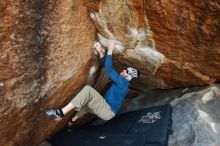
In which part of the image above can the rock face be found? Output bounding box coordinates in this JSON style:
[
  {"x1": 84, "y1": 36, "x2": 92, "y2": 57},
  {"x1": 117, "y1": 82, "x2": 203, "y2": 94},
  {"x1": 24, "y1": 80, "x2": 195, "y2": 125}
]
[
  {"x1": 169, "y1": 85, "x2": 220, "y2": 146},
  {"x1": 120, "y1": 84, "x2": 220, "y2": 146},
  {"x1": 0, "y1": 1, "x2": 95, "y2": 146},
  {"x1": 86, "y1": 0, "x2": 220, "y2": 90},
  {"x1": 1, "y1": 0, "x2": 220, "y2": 146}
]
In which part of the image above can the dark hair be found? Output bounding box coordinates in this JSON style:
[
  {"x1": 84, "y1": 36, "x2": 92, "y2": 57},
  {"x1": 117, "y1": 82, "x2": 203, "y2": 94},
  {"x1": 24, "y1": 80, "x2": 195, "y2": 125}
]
[{"x1": 137, "y1": 70, "x2": 140, "y2": 77}]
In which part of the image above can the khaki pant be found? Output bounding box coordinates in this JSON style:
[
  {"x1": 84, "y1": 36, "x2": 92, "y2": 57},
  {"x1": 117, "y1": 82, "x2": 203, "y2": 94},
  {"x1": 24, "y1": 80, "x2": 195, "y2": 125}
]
[{"x1": 70, "y1": 85, "x2": 115, "y2": 120}]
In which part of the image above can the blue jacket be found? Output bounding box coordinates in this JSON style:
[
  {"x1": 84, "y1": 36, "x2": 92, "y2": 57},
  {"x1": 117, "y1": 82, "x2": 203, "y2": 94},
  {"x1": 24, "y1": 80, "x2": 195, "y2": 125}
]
[{"x1": 101, "y1": 55, "x2": 129, "y2": 113}]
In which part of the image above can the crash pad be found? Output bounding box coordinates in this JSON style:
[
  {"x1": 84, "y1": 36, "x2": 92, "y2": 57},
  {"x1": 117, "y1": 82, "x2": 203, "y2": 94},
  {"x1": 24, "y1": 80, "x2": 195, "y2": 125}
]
[{"x1": 47, "y1": 104, "x2": 172, "y2": 146}]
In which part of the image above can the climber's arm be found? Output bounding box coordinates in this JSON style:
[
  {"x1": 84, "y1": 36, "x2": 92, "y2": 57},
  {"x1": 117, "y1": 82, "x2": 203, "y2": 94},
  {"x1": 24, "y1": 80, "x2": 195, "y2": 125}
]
[{"x1": 103, "y1": 41, "x2": 124, "y2": 86}]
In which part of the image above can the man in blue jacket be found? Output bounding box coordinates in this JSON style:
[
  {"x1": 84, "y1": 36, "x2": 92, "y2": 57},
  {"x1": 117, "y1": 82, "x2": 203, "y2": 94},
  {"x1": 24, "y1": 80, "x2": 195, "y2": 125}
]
[{"x1": 44, "y1": 41, "x2": 139, "y2": 124}]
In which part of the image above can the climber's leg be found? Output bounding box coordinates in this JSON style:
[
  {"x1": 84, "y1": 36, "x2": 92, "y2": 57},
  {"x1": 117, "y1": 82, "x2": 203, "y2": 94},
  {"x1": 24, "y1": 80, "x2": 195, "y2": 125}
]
[{"x1": 44, "y1": 85, "x2": 98, "y2": 120}]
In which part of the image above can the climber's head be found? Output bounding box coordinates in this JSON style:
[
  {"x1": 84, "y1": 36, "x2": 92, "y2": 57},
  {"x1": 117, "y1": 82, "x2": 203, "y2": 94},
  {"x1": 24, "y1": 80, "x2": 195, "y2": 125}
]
[{"x1": 120, "y1": 67, "x2": 139, "y2": 81}]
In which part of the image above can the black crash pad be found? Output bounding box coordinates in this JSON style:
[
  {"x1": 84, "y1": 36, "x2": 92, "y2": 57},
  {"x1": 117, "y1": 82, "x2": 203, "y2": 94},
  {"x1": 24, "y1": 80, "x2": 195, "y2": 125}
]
[
  {"x1": 48, "y1": 128, "x2": 147, "y2": 146},
  {"x1": 47, "y1": 104, "x2": 172, "y2": 146}
]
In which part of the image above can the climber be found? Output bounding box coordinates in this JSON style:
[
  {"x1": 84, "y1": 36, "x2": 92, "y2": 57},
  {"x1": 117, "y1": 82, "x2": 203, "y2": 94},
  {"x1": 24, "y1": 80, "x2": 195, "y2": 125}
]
[{"x1": 43, "y1": 40, "x2": 139, "y2": 125}]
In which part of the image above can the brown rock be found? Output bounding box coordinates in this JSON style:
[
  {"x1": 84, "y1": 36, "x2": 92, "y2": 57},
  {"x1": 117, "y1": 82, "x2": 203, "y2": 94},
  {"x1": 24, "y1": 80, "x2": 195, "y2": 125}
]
[
  {"x1": 1, "y1": 0, "x2": 220, "y2": 145},
  {"x1": 0, "y1": 0, "x2": 95, "y2": 146},
  {"x1": 86, "y1": 0, "x2": 220, "y2": 90},
  {"x1": 146, "y1": 0, "x2": 220, "y2": 88}
]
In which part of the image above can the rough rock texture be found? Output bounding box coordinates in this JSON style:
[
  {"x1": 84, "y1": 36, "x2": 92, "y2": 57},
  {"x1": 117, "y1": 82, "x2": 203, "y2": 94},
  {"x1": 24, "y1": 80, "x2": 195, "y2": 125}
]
[
  {"x1": 0, "y1": 1, "x2": 95, "y2": 146},
  {"x1": 86, "y1": 0, "x2": 220, "y2": 90},
  {"x1": 169, "y1": 85, "x2": 220, "y2": 146},
  {"x1": 121, "y1": 83, "x2": 220, "y2": 146},
  {"x1": 1, "y1": 0, "x2": 220, "y2": 146}
]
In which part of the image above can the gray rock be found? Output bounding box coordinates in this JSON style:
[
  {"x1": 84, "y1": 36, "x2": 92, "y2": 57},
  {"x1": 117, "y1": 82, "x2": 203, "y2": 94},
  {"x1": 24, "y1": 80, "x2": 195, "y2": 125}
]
[
  {"x1": 169, "y1": 84, "x2": 220, "y2": 146},
  {"x1": 121, "y1": 84, "x2": 220, "y2": 146}
]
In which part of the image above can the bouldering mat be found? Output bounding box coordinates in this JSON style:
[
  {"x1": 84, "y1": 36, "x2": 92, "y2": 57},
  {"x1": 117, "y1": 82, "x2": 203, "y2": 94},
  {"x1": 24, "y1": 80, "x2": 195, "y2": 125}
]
[{"x1": 47, "y1": 104, "x2": 172, "y2": 146}]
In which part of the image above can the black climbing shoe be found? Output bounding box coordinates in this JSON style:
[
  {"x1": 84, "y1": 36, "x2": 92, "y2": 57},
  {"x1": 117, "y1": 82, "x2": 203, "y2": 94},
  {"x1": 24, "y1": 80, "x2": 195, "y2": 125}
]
[{"x1": 43, "y1": 109, "x2": 64, "y2": 119}]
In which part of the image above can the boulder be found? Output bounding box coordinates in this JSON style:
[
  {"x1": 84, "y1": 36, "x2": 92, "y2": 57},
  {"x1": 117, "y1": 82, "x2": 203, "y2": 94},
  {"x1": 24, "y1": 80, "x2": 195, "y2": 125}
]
[
  {"x1": 1, "y1": 0, "x2": 220, "y2": 145},
  {"x1": 120, "y1": 83, "x2": 220, "y2": 146},
  {"x1": 0, "y1": 1, "x2": 95, "y2": 146},
  {"x1": 169, "y1": 85, "x2": 220, "y2": 146},
  {"x1": 85, "y1": 0, "x2": 220, "y2": 90}
]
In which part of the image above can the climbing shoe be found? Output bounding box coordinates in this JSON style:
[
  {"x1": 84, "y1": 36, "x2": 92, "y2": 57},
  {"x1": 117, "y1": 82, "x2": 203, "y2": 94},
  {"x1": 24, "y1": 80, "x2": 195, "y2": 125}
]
[{"x1": 43, "y1": 109, "x2": 64, "y2": 119}]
